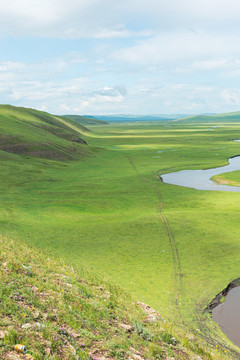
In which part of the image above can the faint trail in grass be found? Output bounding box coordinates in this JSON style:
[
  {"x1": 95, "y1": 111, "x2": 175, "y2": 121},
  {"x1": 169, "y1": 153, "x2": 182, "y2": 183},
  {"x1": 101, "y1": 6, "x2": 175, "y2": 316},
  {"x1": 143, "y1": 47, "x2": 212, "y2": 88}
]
[
  {"x1": 126, "y1": 155, "x2": 182, "y2": 317},
  {"x1": 127, "y1": 155, "x2": 240, "y2": 358}
]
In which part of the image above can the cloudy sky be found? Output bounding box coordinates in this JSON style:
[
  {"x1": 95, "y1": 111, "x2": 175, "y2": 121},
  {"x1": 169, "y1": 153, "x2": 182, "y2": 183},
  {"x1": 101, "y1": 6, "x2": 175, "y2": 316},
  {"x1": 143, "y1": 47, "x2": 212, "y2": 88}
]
[{"x1": 1, "y1": 0, "x2": 240, "y2": 115}]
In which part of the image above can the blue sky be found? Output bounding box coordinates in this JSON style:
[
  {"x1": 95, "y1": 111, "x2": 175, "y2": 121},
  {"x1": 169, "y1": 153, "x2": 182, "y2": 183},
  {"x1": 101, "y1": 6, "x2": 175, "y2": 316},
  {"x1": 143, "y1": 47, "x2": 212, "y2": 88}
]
[{"x1": 1, "y1": 0, "x2": 240, "y2": 115}]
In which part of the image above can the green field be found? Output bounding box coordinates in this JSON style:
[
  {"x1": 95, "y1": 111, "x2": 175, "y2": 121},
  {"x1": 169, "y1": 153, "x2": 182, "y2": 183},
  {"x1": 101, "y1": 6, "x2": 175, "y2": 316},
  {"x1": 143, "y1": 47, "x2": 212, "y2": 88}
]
[
  {"x1": 212, "y1": 170, "x2": 240, "y2": 187},
  {"x1": 2, "y1": 106, "x2": 240, "y2": 357}
]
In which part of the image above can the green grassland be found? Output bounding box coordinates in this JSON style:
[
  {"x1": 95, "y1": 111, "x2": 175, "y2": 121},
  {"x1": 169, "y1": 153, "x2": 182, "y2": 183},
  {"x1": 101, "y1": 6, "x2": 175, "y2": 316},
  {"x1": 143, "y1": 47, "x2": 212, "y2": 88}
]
[
  {"x1": 2, "y1": 106, "x2": 240, "y2": 358},
  {"x1": 212, "y1": 170, "x2": 240, "y2": 187}
]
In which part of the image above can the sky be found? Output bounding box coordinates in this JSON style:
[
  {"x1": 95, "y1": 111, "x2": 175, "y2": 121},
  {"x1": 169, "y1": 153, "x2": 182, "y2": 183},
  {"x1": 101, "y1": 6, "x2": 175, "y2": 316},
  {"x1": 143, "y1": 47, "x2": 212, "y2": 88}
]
[{"x1": 1, "y1": 0, "x2": 240, "y2": 115}]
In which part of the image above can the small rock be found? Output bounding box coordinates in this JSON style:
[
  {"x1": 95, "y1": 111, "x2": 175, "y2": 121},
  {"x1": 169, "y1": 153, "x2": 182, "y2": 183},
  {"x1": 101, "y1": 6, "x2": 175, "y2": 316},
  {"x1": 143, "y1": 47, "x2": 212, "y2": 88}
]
[
  {"x1": 137, "y1": 302, "x2": 150, "y2": 310},
  {"x1": 119, "y1": 323, "x2": 133, "y2": 332},
  {"x1": 6, "y1": 354, "x2": 19, "y2": 360},
  {"x1": 34, "y1": 322, "x2": 45, "y2": 330},
  {"x1": 32, "y1": 311, "x2": 40, "y2": 319},
  {"x1": 22, "y1": 264, "x2": 31, "y2": 270},
  {"x1": 0, "y1": 330, "x2": 6, "y2": 339},
  {"x1": 66, "y1": 283, "x2": 72, "y2": 287},
  {"x1": 69, "y1": 344, "x2": 76, "y2": 355},
  {"x1": 145, "y1": 314, "x2": 157, "y2": 323},
  {"x1": 31, "y1": 286, "x2": 38, "y2": 293},
  {"x1": 45, "y1": 347, "x2": 51, "y2": 355},
  {"x1": 132, "y1": 355, "x2": 145, "y2": 360},
  {"x1": 91, "y1": 348, "x2": 99, "y2": 354},
  {"x1": 54, "y1": 273, "x2": 67, "y2": 278},
  {"x1": 22, "y1": 323, "x2": 32, "y2": 329},
  {"x1": 129, "y1": 347, "x2": 141, "y2": 355},
  {"x1": 187, "y1": 333, "x2": 195, "y2": 340}
]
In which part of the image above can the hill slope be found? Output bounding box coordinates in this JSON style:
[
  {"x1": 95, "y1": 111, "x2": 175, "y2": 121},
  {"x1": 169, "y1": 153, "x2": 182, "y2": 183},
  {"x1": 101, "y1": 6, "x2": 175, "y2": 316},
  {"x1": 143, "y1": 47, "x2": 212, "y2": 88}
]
[
  {"x1": 176, "y1": 111, "x2": 240, "y2": 123},
  {"x1": 64, "y1": 115, "x2": 109, "y2": 126},
  {"x1": 0, "y1": 105, "x2": 91, "y2": 160},
  {"x1": 0, "y1": 236, "x2": 217, "y2": 360}
]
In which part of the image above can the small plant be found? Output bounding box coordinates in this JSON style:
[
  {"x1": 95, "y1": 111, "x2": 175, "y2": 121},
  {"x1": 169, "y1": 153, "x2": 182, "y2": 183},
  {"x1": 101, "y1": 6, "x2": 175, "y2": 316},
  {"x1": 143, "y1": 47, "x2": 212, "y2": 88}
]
[
  {"x1": 220, "y1": 295, "x2": 225, "y2": 304},
  {"x1": 160, "y1": 331, "x2": 177, "y2": 345},
  {"x1": 149, "y1": 343, "x2": 163, "y2": 359},
  {"x1": 133, "y1": 321, "x2": 152, "y2": 341},
  {"x1": 109, "y1": 342, "x2": 127, "y2": 359},
  {"x1": 4, "y1": 329, "x2": 18, "y2": 346}
]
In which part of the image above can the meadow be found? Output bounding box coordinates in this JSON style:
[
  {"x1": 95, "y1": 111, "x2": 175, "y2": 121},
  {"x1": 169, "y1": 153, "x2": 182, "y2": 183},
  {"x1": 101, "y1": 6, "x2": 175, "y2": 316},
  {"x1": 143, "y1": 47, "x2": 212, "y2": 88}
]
[{"x1": 2, "y1": 106, "x2": 240, "y2": 356}]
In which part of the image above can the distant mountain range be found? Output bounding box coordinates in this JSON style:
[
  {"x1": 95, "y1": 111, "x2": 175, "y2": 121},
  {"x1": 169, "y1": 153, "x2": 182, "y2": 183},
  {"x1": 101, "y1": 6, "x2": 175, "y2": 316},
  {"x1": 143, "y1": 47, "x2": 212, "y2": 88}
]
[{"x1": 84, "y1": 113, "x2": 216, "y2": 122}]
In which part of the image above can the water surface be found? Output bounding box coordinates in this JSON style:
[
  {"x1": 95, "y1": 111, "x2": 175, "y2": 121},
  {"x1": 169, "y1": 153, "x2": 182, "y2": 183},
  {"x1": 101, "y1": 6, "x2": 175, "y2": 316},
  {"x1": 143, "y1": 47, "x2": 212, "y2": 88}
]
[
  {"x1": 162, "y1": 156, "x2": 240, "y2": 192},
  {"x1": 212, "y1": 286, "x2": 240, "y2": 347}
]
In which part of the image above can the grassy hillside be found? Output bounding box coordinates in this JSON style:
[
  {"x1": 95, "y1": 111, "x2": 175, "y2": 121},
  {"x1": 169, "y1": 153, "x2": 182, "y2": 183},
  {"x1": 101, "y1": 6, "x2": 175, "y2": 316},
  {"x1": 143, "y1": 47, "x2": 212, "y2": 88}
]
[
  {"x1": 1, "y1": 235, "x2": 218, "y2": 360},
  {"x1": 176, "y1": 111, "x2": 240, "y2": 123},
  {"x1": 2, "y1": 106, "x2": 240, "y2": 358},
  {"x1": 0, "y1": 105, "x2": 91, "y2": 160},
  {"x1": 64, "y1": 115, "x2": 109, "y2": 126}
]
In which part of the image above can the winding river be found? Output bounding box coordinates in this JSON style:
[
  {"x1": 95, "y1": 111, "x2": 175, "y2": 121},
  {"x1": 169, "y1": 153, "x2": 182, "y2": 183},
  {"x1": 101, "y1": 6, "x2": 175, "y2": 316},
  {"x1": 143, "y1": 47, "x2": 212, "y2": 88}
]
[
  {"x1": 161, "y1": 155, "x2": 240, "y2": 192},
  {"x1": 162, "y1": 155, "x2": 240, "y2": 347}
]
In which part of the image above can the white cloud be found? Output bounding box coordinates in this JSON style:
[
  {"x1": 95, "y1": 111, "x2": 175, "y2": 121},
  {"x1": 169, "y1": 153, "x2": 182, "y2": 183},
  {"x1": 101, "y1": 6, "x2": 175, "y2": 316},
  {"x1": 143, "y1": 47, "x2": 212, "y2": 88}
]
[
  {"x1": 2, "y1": 1, "x2": 240, "y2": 114},
  {"x1": 1, "y1": 0, "x2": 240, "y2": 39},
  {"x1": 114, "y1": 31, "x2": 240, "y2": 66},
  {"x1": 0, "y1": 0, "x2": 151, "y2": 38},
  {"x1": 192, "y1": 60, "x2": 228, "y2": 70},
  {"x1": 221, "y1": 90, "x2": 240, "y2": 105},
  {"x1": 0, "y1": 56, "x2": 128, "y2": 113}
]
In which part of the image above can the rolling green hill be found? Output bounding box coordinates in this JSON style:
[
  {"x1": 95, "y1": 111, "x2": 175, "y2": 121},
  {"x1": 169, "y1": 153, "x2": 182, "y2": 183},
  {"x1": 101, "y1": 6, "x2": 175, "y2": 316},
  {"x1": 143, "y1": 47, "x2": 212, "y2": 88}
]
[
  {"x1": 64, "y1": 115, "x2": 109, "y2": 126},
  {"x1": 176, "y1": 111, "x2": 240, "y2": 123},
  {"x1": 0, "y1": 105, "x2": 91, "y2": 160}
]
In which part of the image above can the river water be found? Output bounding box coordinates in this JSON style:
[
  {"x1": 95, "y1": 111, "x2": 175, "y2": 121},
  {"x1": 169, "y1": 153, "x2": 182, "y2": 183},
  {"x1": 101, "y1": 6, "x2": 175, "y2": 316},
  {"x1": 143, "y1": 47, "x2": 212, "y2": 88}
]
[
  {"x1": 212, "y1": 286, "x2": 240, "y2": 347},
  {"x1": 161, "y1": 156, "x2": 240, "y2": 192},
  {"x1": 162, "y1": 155, "x2": 240, "y2": 346}
]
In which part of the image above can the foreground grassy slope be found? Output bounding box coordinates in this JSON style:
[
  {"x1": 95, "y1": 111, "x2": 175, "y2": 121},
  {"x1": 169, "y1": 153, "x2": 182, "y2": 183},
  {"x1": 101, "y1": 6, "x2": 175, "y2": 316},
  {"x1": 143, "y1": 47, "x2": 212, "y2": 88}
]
[
  {"x1": 2, "y1": 106, "x2": 240, "y2": 357},
  {"x1": 0, "y1": 105, "x2": 90, "y2": 160},
  {"x1": 1, "y1": 236, "x2": 218, "y2": 360}
]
